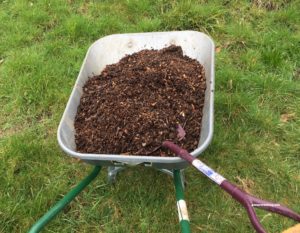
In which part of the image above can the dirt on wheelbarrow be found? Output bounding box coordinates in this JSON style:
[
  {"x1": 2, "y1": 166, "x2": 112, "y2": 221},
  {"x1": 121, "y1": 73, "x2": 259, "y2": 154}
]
[{"x1": 74, "y1": 45, "x2": 206, "y2": 156}]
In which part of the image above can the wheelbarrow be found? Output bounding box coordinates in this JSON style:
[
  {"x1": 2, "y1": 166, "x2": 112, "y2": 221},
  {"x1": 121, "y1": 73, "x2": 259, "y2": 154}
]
[{"x1": 28, "y1": 31, "x2": 299, "y2": 233}]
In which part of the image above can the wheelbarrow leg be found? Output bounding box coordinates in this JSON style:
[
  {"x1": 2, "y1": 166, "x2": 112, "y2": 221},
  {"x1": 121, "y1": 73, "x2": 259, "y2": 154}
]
[
  {"x1": 158, "y1": 168, "x2": 186, "y2": 189},
  {"x1": 174, "y1": 169, "x2": 191, "y2": 233},
  {"x1": 28, "y1": 166, "x2": 101, "y2": 233},
  {"x1": 107, "y1": 166, "x2": 126, "y2": 184}
]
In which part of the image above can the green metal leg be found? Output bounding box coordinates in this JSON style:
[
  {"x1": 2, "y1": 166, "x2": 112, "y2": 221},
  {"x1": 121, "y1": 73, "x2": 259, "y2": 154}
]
[
  {"x1": 174, "y1": 170, "x2": 191, "y2": 233},
  {"x1": 28, "y1": 166, "x2": 101, "y2": 233}
]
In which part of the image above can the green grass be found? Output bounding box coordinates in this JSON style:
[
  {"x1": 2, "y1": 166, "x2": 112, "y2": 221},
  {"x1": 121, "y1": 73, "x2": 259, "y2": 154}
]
[{"x1": 1, "y1": 0, "x2": 300, "y2": 232}]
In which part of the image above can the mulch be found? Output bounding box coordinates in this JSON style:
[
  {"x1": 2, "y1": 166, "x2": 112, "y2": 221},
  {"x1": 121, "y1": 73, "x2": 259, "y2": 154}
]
[{"x1": 74, "y1": 45, "x2": 206, "y2": 156}]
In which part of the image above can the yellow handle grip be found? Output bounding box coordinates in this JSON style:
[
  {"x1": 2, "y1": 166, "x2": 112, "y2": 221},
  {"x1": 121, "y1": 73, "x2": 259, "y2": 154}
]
[{"x1": 283, "y1": 224, "x2": 300, "y2": 233}]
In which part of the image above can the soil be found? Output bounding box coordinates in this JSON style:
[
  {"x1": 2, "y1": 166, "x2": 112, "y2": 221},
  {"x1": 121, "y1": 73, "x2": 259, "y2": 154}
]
[{"x1": 74, "y1": 45, "x2": 206, "y2": 156}]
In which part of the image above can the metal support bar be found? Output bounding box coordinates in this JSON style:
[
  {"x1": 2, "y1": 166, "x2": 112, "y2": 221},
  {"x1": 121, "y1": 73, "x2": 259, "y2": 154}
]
[
  {"x1": 107, "y1": 166, "x2": 126, "y2": 184},
  {"x1": 158, "y1": 168, "x2": 174, "y2": 177},
  {"x1": 107, "y1": 166, "x2": 186, "y2": 189},
  {"x1": 28, "y1": 166, "x2": 101, "y2": 233},
  {"x1": 174, "y1": 169, "x2": 191, "y2": 233}
]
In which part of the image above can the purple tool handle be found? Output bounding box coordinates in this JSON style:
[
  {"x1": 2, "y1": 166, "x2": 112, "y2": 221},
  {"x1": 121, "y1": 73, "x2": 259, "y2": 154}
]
[{"x1": 163, "y1": 141, "x2": 300, "y2": 233}]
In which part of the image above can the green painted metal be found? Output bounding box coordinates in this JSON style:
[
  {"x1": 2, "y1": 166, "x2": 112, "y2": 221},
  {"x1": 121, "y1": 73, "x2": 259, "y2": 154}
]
[
  {"x1": 28, "y1": 166, "x2": 101, "y2": 233},
  {"x1": 174, "y1": 170, "x2": 185, "y2": 200},
  {"x1": 174, "y1": 170, "x2": 191, "y2": 233},
  {"x1": 28, "y1": 166, "x2": 190, "y2": 232},
  {"x1": 180, "y1": 220, "x2": 192, "y2": 232}
]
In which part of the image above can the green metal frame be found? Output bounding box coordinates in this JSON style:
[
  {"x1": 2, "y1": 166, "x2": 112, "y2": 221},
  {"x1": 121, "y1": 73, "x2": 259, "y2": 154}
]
[
  {"x1": 174, "y1": 170, "x2": 191, "y2": 233},
  {"x1": 28, "y1": 167, "x2": 190, "y2": 233},
  {"x1": 28, "y1": 166, "x2": 101, "y2": 233}
]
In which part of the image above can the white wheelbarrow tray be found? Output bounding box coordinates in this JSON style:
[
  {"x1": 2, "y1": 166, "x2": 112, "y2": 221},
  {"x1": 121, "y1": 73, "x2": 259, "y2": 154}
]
[{"x1": 57, "y1": 31, "x2": 215, "y2": 170}]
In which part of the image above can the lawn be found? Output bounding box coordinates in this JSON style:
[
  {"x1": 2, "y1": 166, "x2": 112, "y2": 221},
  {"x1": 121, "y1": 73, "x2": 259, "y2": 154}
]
[{"x1": 0, "y1": 0, "x2": 300, "y2": 232}]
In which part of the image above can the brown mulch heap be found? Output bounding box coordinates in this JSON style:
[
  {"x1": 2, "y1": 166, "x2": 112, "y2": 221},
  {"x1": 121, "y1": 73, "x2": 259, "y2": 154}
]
[{"x1": 74, "y1": 45, "x2": 206, "y2": 156}]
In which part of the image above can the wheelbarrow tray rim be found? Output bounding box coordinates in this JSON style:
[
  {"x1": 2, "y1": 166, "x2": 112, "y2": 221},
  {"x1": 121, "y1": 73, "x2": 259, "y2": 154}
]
[{"x1": 57, "y1": 30, "x2": 214, "y2": 168}]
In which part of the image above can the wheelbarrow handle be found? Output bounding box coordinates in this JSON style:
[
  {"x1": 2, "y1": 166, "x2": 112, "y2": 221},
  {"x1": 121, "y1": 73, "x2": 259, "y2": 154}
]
[{"x1": 163, "y1": 141, "x2": 300, "y2": 233}]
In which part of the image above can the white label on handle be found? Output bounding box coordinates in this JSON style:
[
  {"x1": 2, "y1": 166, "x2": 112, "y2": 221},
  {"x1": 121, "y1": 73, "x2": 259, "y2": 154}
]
[
  {"x1": 177, "y1": 200, "x2": 190, "y2": 221},
  {"x1": 192, "y1": 159, "x2": 226, "y2": 185}
]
